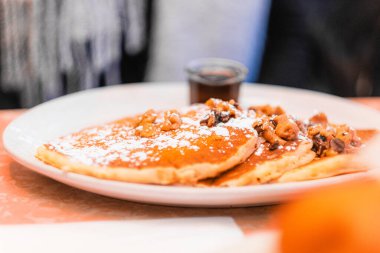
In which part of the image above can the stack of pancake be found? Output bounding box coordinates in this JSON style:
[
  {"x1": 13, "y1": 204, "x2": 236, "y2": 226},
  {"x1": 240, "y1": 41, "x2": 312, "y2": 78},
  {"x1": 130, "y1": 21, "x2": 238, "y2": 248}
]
[{"x1": 36, "y1": 98, "x2": 377, "y2": 186}]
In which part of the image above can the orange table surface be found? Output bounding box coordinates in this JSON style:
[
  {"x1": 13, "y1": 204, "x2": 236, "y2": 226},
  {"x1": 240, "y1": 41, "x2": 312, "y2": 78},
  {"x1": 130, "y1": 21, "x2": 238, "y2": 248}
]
[{"x1": 0, "y1": 98, "x2": 379, "y2": 234}]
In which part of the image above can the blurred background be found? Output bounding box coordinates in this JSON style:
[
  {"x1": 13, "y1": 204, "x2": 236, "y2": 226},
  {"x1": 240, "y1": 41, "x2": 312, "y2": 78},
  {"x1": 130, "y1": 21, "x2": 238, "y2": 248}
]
[{"x1": 0, "y1": 0, "x2": 379, "y2": 108}]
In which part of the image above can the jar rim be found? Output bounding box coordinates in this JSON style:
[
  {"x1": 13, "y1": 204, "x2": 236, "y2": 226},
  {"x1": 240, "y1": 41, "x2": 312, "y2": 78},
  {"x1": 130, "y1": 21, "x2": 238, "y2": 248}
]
[{"x1": 185, "y1": 58, "x2": 248, "y2": 85}]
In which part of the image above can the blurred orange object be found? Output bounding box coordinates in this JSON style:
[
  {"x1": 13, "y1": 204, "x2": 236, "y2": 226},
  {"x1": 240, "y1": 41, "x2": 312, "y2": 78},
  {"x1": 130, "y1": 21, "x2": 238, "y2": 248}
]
[{"x1": 276, "y1": 180, "x2": 380, "y2": 253}]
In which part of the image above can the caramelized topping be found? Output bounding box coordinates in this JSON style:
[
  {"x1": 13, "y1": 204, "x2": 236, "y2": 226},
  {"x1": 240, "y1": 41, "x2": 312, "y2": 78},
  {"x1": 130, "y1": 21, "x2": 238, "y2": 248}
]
[
  {"x1": 295, "y1": 119, "x2": 307, "y2": 134},
  {"x1": 47, "y1": 98, "x2": 366, "y2": 171},
  {"x1": 252, "y1": 114, "x2": 301, "y2": 150},
  {"x1": 306, "y1": 113, "x2": 362, "y2": 157},
  {"x1": 330, "y1": 138, "x2": 345, "y2": 153},
  {"x1": 135, "y1": 109, "x2": 159, "y2": 137},
  {"x1": 307, "y1": 124, "x2": 323, "y2": 137},
  {"x1": 309, "y1": 112, "x2": 328, "y2": 127},
  {"x1": 248, "y1": 104, "x2": 285, "y2": 117},
  {"x1": 200, "y1": 110, "x2": 217, "y2": 127},
  {"x1": 161, "y1": 110, "x2": 182, "y2": 131},
  {"x1": 200, "y1": 101, "x2": 363, "y2": 156},
  {"x1": 311, "y1": 134, "x2": 329, "y2": 156},
  {"x1": 135, "y1": 109, "x2": 183, "y2": 137},
  {"x1": 200, "y1": 98, "x2": 241, "y2": 127},
  {"x1": 274, "y1": 114, "x2": 300, "y2": 141}
]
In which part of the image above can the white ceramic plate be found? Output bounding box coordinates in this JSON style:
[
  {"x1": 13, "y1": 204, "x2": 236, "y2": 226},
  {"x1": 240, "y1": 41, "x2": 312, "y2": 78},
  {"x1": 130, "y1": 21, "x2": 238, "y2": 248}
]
[{"x1": 3, "y1": 83, "x2": 380, "y2": 207}]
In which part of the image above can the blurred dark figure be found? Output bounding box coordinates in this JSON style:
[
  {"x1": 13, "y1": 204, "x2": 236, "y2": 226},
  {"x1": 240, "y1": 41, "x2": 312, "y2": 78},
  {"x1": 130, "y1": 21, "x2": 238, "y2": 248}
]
[
  {"x1": 259, "y1": 0, "x2": 380, "y2": 96},
  {"x1": 0, "y1": 0, "x2": 153, "y2": 109}
]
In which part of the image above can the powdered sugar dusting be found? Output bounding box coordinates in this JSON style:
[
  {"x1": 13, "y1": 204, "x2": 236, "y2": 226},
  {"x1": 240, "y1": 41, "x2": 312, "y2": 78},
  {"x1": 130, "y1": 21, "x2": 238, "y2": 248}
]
[
  {"x1": 254, "y1": 143, "x2": 265, "y2": 156},
  {"x1": 223, "y1": 116, "x2": 256, "y2": 130},
  {"x1": 181, "y1": 117, "x2": 200, "y2": 127},
  {"x1": 212, "y1": 127, "x2": 230, "y2": 137}
]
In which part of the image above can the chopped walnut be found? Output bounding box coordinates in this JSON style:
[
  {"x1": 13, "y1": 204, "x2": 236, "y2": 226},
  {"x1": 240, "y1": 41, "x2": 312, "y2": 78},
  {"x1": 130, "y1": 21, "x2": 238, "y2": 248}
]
[
  {"x1": 248, "y1": 104, "x2": 362, "y2": 155},
  {"x1": 309, "y1": 112, "x2": 328, "y2": 127},
  {"x1": 330, "y1": 138, "x2": 345, "y2": 153},
  {"x1": 295, "y1": 119, "x2": 307, "y2": 134},
  {"x1": 200, "y1": 112, "x2": 216, "y2": 127},
  {"x1": 135, "y1": 109, "x2": 159, "y2": 137},
  {"x1": 161, "y1": 110, "x2": 182, "y2": 131},
  {"x1": 200, "y1": 109, "x2": 232, "y2": 127},
  {"x1": 248, "y1": 105, "x2": 285, "y2": 117},
  {"x1": 205, "y1": 98, "x2": 240, "y2": 115},
  {"x1": 253, "y1": 117, "x2": 286, "y2": 147},
  {"x1": 307, "y1": 124, "x2": 323, "y2": 137},
  {"x1": 228, "y1": 99, "x2": 242, "y2": 110},
  {"x1": 334, "y1": 124, "x2": 362, "y2": 149},
  {"x1": 218, "y1": 111, "x2": 230, "y2": 123},
  {"x1": 262, "y1": 130, "x2": 286, "y2": 146},
  {"x1": 307, "y1": 122, "x2": 362, "y2": 157},
  {"x1": 274, "y1": 114, "x2": 300, "y2": 141},
  {"x1": 269, "y1": 141, "x2": 281, "y2": 151},
  {"x1": 138, "y1": 109, "x2": 157, "y2": 125},
  {"x1": 201, "y1": 98, "x2": 240, "y2": 127},
  {"x1": 253, "y1": 115, "x2": 299, "y2": 148},
  {"x1": 311, "y1": 134, "x2": 329, "y2": 156},
  {"x1": 135, "y1": 109, "x2": 182, "y2": 136}
]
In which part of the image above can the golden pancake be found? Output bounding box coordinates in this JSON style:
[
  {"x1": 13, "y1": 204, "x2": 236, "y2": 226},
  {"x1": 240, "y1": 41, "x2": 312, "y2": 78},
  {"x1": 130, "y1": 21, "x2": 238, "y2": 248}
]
[
  {"x1": 36, "y1": 100, "x2": 258, "y2": 185},
  {"x1": 276, "y1": 129, "x2": 379, "y2": 183},
  {"x1": 209, "y1": 138, "x2": 315, "y2": 187}
]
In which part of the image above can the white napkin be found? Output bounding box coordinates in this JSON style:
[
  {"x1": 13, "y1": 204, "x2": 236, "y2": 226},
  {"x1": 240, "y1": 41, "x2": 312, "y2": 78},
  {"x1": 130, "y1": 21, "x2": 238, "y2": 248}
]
[
  {"x1": 218, "y1": 230, "x2": 279, "y2": 253},
  {"x1": 0, "y1": 217, "x2": 244, "y2": 253}
]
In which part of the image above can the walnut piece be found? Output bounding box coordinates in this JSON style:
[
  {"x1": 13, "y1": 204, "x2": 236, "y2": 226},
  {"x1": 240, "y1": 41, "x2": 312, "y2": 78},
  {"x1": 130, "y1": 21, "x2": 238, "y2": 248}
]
[
  {"x1": 307, "y1": 124, "x2": 322, "y2": 136},
  {"x1": 253, "y1": 117, "x2": 286, "y2": 147},
  {"x1": 161, "y1": 110, "x2": 182, "y2": 131},
  {"x1": 274, "y1": 114, "x2": 300, "y2": 141},
  {"x1": 330, "y1": 138, "x2": 345, "y2": 153},
  {"x1": 296, "y1": 119, "x2": 307, "y2": 134},
  {"x1": 311, "y1": 134, "x2": 329, "y2": 156},
  {"x1": 307, "y1": 122, "x2": 362, "y2": 157},
  {"x1": 135, "y1": 109, "x2": 182, "y2": 137},
  {"x1": 309, "y1": 112, "x2": 328, "y2": 127},
  {"x1": 248, "y1": 105, "x2": 285, "y2": 117},
  {"x1": 201, "y1": 98, "x2": 240, "y2": 127},
  {"x1": 135, "y1": 109, "x2": 159, "y2": 137},
  {"x1": 200, "y1": 111, "x2": 216, "y2": 127},
  {"x1": 139, "y1": 109, "x2": 157, "y2": 125}
]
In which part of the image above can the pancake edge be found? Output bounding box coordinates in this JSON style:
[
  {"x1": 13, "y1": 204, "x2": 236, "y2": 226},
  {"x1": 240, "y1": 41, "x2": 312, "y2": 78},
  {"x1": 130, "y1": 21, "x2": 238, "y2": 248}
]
[
  {"x1": 214, "y1": 140, "x2": 315, "y2": 187},
  {"x1": 35, "y1": 135, "x2": 258, "y2": 186}
]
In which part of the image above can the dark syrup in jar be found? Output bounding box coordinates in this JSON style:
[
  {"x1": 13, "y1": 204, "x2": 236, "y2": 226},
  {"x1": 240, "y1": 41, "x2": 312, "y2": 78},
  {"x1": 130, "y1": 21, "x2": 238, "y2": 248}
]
[{"x1": 189, "y1": 69, "x2": 241, "y2": 104}]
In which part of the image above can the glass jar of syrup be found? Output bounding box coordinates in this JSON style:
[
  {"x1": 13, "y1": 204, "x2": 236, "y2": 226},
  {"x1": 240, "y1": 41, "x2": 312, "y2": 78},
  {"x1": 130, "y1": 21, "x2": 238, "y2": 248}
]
[{"x1": 186, "y1": 58, "x2": 248, "y2": 104}]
